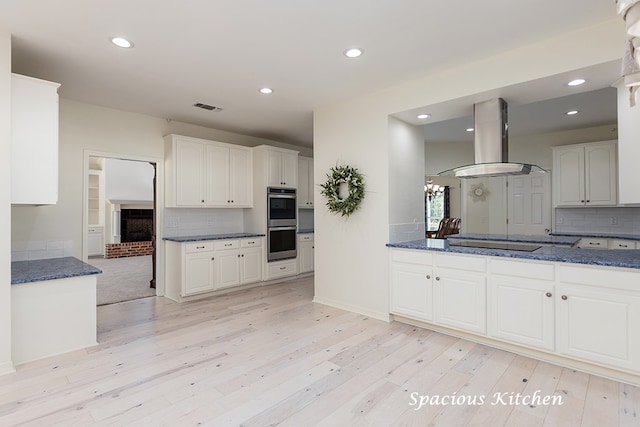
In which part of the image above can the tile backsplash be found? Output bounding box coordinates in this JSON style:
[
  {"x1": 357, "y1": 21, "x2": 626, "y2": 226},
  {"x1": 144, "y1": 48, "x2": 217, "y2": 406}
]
[
  {"x1": 12, "y1": 240, "x2": 74, "y2": 262},
  {"x1": 389, "y1": 221, "x2": 426, "y2": 243},
  {"x1": 164, "y1": 208, "x2": 244, "y2": 237},
  {"x1": 298, "y1": 209, "x2": 314, "y2": 230},
  {"x1": 555, "y1": 207, "x2": 640, "y2": 235}
]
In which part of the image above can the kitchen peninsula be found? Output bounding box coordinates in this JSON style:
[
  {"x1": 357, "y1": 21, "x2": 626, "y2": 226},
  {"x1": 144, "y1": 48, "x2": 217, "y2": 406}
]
[
  {"x1": 387, "y1": 236, "x2": 640, "y2": 385},
  {"x1": 11, "y1": 257, "x2": 101, "y2": 365}
]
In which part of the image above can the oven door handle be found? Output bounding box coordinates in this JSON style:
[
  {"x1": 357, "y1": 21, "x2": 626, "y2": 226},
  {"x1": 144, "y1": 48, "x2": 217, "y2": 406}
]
[{"x1": 269, "y1": 226, "x2": 297, "y2": 231}]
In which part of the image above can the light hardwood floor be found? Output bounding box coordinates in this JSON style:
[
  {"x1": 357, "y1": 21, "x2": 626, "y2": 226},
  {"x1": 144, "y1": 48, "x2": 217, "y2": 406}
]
[{"x1": 1, "y1": 276, "x2": 639, "y2": 426}]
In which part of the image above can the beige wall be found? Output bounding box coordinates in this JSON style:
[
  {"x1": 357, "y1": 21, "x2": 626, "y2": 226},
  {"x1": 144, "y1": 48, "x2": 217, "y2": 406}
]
[
  {"x1": 0, "y1": 32, "x2": 14, "y2": 374},
  {"x1": 313, "y1": 19, "x2": 624, "y2": 319}
]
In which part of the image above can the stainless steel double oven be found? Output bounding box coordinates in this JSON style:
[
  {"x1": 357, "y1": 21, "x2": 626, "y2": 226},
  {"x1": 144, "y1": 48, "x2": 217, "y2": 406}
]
[{"x1": 267, "y1": 187, "x2": 297, "y2": 261}]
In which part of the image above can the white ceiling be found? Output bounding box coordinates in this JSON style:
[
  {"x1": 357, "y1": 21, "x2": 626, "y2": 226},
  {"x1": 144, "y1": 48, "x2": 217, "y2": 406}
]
[{"x1": 0, "y1": 1, "x2": 619, "y2": 148}]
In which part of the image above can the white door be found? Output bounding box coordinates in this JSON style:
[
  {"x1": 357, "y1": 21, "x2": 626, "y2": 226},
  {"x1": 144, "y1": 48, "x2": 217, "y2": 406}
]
[
  {"x1": 298, "y1": 241, "x2": 314, "y2": 273},
  {"x1": 298, "y1": 157, "x2": 310, "y2": 207},
  {"x1": 280, "y1": 151, "x2": 298, "y2": 188},
  {"x1": 390, "y1": 263, "x2": 433, "y2": 321},
  {"x1": 241, "y1": 247, "x2": 262, "y2": 284},
  {"x1": 553, "y1": 146, "x2": 585, "y2": 206},
  {"x1": 507, "y1": 173, "x2": 551, "y2": 235},
  {"x1": 206, "y1": 145, "x2": 230, "y2": 206},
  {"x1": 585, "y1": 142, "x2": 617, "y2": 206},
  {"x1": 266, "y1": 150, "x2": 283, "y2": 187},
  {"x1": 557, "y1": 284, "x2": 640, "y2": 371},
  {"x1": 217, "y1": 250, "x2": 241, "y2": 289},
  {"x1": 488, "y1": 276, "x2": 554, "y2": 350},
  {"x1": 176, "y1": 139, "x2": 206, "y2": 206},
  {"x1": 229, "y1": 147, "x2": 252, "y2": 207},
  {"x1": 434, "y1": 269, "x2": 486, "y2": 334},
  {"x1": 184, "y1": 252, "x2": 214, "y2": 295}
]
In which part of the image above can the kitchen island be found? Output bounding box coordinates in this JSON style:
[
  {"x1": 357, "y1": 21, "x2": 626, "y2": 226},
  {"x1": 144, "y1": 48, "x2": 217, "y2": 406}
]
[
  {"x1": 11, "y1": 257, "x2": 101, "y2": 365},
  {"x1": 387, "y1": 238, "x2": 640, "y2": 385}
]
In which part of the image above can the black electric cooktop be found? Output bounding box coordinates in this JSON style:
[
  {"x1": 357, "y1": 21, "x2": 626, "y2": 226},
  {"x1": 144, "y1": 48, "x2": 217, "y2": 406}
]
[{"x1": 449, "y1": 241, "x2": 542, "y2": 252}]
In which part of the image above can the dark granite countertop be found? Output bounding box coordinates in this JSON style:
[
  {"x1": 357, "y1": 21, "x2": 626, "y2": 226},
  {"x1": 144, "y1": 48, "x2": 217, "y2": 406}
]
[
  {"x1": 551, "y1": 232, "x2": 640, "y2": 242},
  {"x1": 387, "y1": 239, "x2": 640, "y2": 270},
  {"x1": 448, "y1": 233, "x2": 580, "y2": 246},
  {"x1": 298, "y1": 229, "x2": 314, "y2": 234},
  {"x1": 163, "y1": 232, "x2": 265, "y2": 243},
  {"x1": 11, "y1": 257, "x2": 102, "y2": 285}
]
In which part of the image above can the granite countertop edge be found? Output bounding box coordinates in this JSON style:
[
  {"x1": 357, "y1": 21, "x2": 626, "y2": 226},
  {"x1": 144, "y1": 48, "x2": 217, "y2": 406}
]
[
  {"x1": 551, "y1": 232, "x2": 640, "y2": 242},
  {"x1": 11, "y1": 257, "x2": 102, "y2": 285},
  {"x1": 387, "y1": 239, "x2": 640, "y2": 270},
  {"x1": 447, "y1": 233, "x2": 580, "y2": 246},
  {"x1": 163, "y1": 232, "x2": 266, "y2": 242}
]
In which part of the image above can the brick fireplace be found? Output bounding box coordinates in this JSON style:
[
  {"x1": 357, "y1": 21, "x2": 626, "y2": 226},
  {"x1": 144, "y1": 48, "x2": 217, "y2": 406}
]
[{"x1": 105, "y1": 208, "x2": 154, "y2": 259}]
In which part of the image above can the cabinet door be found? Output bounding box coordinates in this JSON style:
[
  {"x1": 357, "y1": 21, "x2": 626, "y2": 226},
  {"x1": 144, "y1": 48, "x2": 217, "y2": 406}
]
[
  {"x1": 11, "y1": 74, "x2": 60, "y2": 205},
  {"x1": 390, "y1": 263, "x2": 433, "y2": 321},
  {"x1": 298, "y1": 241, "x2": 314, "y2": 273},
  {"x1": 206, "y1": 144, "x2": 230, "y2": 206},
  {"x1": 554, "y1": 146, "x2": 585, "y2": 206},
  {"x1": 281, "y1": 152, "x2": 298, "y2": 188},
  {"x1": 488, "y1": 276, "x2": 554, "y2": 350},
  {"x1": 298, "y1": 157, "x2": 310, "y2": 207},
  {"x1": 241, "y1": 247, "x2": 262, "y2": 284},
  {"x1": 266, "y1": 150, "x2": 283, "y2": 187},
  {"x1": 557, "y1": 284, "x2": 640, "y2": 372},
  {"x1": 176, "y1": 139, "x2": 206, "y2": 206},
  {"x1": 217, "y1": 250, "x2": 241, "y2": 289},
  {"x1": 87, "y1": 230, "x2": 104, "y2": 257},
  {"x1": 184, "y1": 252, "x2": 215, "y2": 295},
  {"x1": 585, "y1": 142, "x2": 617, "y2": 206},
  {"x1": 434, "y1": 269, "x2": 486, "y2": 334},
  {"x1": 229, "y1": 147, "x2": 253, "y2": 207}
]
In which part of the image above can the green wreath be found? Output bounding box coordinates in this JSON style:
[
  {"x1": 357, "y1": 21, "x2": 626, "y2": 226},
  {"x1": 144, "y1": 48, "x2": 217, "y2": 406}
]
[{"x1": 320, "y1": 165, "x2": 365, "y2": 217}]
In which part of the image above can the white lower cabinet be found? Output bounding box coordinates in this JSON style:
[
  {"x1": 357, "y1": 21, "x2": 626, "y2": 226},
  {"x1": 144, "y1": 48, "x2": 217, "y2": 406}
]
[
  {"x1": 184, "y1": 242, "x2": 216, "y2": 296},
  {"x1": 215, "y1": 238, "x2": 263, "y2": 290},
  {"x1": 298, "y1": 233, "x2": 314, "y2": 274},
  {"x1": 87, "y1": 226, "x2": 104, "y2": 257},
  {"x1": 556, "y1": 264, "x2": 640, "y2": 372},
  {"x1": 433, "y1": 266, "x2": 486, "y2": 334},
  {"x1": 266, "y1": 259, "x2": 298, "y2": 280},
  {"x1": 389, "y1": 248, "x2": 640, "y2": 381},
  {"x1": 488, "y1": 260, "x2": 555, "y2": 350},
  {"x1": 390, "y1": 262, "x2": 433, "y2": 321},
  {"x1": 166, "y1": 238, "x2": 263, "y2": 301}
]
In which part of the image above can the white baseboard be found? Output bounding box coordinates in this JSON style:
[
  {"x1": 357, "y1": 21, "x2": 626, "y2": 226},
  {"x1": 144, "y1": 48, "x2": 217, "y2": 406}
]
[
  {"x1": 0, "y1": 360, "x2": 15, "y2": 376},
  {"x1": 312, "y1": 296, "x2": 390, "y2": 322}
]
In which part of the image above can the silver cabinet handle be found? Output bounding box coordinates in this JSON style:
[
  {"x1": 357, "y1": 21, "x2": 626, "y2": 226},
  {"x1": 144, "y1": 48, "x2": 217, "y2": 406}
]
[
  {"x1": 546, "y1": 292, "x2": 552, "y2": 298},
  {"x1": 435, "y1": 277, "x2": 440, "y2": 281},
  {"x1": 426, "y1": 275, "x2": 431, "y2": 279},
  {"x1": 561, "y1": 295, "x2": 568, "y2": 300}
]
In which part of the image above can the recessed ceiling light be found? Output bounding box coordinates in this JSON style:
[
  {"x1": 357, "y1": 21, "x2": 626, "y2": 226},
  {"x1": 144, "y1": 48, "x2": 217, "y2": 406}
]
[
  {"x1": 344, "y1": 48, "x2": 364, "y2": 58},
  {"x1": 466, "y1": 128, "x2": 475, "y2": 132},
  {"x1": 110, "y1": 37, "x2": 134, "y2": 48},
  {"x1": 259, "y1": 87, "x2": 273, "y2": 94},
  {"x1": 567, "y1": 78, "x2": 586, "y2": 86},
  {"x1": 566, "y1": 110, "x2": 580, "y2": 115},
  {"x1": 417, "y1": 114, "x2": 430, "y2": 119}
]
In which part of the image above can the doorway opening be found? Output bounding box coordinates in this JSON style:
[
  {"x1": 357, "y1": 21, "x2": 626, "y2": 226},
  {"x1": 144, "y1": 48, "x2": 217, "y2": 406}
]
[{"x1": 85, "y1": 155, "x2": 158, "y2": 306}]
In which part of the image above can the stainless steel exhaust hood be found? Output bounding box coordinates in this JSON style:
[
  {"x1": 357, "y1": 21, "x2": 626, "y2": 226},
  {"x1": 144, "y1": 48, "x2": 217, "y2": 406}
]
[{"x1": 438, "y1": 98, "x2": 546, "y2": 178}]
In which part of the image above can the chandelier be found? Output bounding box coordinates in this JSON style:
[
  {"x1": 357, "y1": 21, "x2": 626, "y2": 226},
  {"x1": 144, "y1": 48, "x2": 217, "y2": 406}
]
[{"x1": 425, "y1": 180, "x2": 444, "y2": 200}]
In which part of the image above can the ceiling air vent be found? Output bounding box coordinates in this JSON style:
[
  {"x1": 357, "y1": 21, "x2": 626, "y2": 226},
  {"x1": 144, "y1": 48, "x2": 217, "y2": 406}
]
[{"x1": 193, "y1": 102, "x2": 223, "y2": 112}]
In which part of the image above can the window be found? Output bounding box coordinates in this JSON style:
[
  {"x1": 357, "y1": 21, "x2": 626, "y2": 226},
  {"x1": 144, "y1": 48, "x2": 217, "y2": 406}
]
[{"x1": 425, "y1": 187, "x2": 450, "y2": 231}]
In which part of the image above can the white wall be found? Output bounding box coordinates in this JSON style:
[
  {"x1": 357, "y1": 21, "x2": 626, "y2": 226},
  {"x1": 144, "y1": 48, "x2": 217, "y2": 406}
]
[
  {"x1": 105, "y1": 158, "x2": 154, "y2": 202},
  {"x1": 388, "y1": 117, "x2": 425, "y2": 243},
  {"x1": 0, "y1": 31, "x2": 14, "y2": 375},
  {"x1": 314, "y1": 19, "x2": 624, "y2": 320}
]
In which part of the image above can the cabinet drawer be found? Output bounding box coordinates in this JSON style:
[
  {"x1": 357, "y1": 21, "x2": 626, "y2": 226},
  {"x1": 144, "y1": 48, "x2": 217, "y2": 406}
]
[
  {"x1": 609, "y1": 239, "x2": 637, "y2": 250},
  {"x1": 268, "y1": 260, "x2": 297, "y2": 278},
  {"x1": 298, "y1": 234, "x2": 314, "y2": 243},
  {"x1": 214, "y1": 239, "x2": 240, "y2": 250},
  {"x1": 390, "y1": 249, "x2": 433, "y2": 266},
  {"x1": 88, "y1": 226, "x2": 103, "y2": 234},
  {"x1": 241, "y1": 238, "x2": 262, "y2": 248},
  {"x1": 490, "y1": 258, "x2": 554, "y2": 281},
  {"x1": 185, "y1": 242, "x2": 214, "y2": 253},
  {"x1": 578, "y1": 238, "x2": 608, "y2": 249}
]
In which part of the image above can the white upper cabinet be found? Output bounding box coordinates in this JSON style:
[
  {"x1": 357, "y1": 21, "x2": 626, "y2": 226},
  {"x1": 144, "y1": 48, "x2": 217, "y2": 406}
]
[
  {"x1": 616, "y1": 83, "x2": 640, "y2": 204},
  {"x1": 552, "y1": 140, "x2": 617, "y2": 207},
  {"x1": 263, "y1": 147, "x2": 298, "y2": 188},
  {"x1": 298, "y1": 156, "x2": 314, "y2": 208},
  {"x1": 11, "y1": 74, "x2": 61, "y2": 205},
  {"x1": 165, "y1": 135, "x2": 252, "y2": 208}
]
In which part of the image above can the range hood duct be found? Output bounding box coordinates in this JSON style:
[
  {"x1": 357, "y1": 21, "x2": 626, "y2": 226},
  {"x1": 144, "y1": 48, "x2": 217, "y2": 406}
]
[{"x1": 438, "y1": 98, "x2": 546, "y2": 178}]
